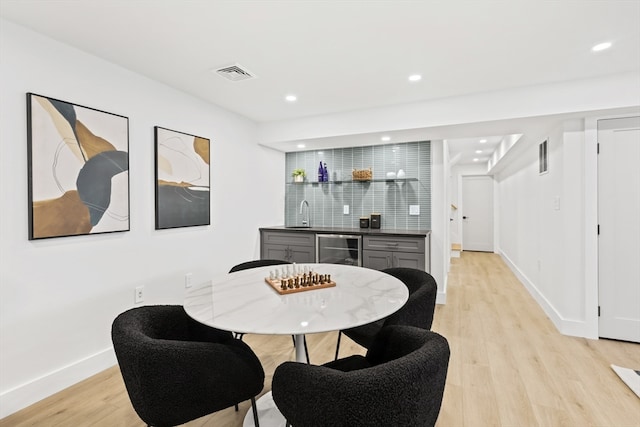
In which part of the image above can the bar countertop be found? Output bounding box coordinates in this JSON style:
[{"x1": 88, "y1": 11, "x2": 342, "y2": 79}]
[{"x1": 260, "y1": 226, "x2": 430, "y2": 238}]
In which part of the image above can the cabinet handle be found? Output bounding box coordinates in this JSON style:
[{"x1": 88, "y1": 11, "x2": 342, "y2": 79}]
[
  {"x1": 393, "y1": 255, "x2": 398, "y2": 267},
  {"x1": 387, "y1": 256, "x2": 391, "y2": 268}
]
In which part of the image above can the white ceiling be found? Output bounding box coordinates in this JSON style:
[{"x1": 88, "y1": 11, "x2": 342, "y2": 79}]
[{"x1": 1, "y1": 0, "x2": 639, "y2": 163}]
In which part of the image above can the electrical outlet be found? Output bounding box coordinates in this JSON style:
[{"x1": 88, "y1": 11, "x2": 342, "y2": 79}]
[
  {"x1": 185, "y1": 273, "x2": 193, "y2": 288},
  {"x1": 343, "y1": 205, "x2": 349, "y2": 215},
  {"x1": 134, "y1": 286, "x2": 144, "y2": 304}
]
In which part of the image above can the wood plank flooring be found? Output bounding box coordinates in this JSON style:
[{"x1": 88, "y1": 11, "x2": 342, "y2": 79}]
[{"x1": 2, "y1": 252, "x2": 638, "y2": 426}]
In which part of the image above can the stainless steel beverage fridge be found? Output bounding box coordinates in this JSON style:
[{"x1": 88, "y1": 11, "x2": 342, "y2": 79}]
[{"x1": 316, "y1": 234, "x2": 362, "y2": 266}]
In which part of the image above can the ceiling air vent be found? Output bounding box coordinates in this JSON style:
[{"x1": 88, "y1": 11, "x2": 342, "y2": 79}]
[{"x1": 214, "y1": 64, "x2": 256, "y2": 82}]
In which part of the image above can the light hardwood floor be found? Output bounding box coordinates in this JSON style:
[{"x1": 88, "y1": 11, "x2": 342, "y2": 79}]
[{"x1": 2, "y1": 252, "x2": 639, "y2": 426}]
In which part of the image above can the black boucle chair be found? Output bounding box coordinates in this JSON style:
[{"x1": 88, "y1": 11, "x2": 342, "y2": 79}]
[
  {"x1": 229, "y1": 259, "x2": 310, "y2": 364},
  {"x1": 111, "y1": 305, "x2": 264, "y2": 427},
  {"x1": 272, "y1": 325, "x2": 450, "y2": 427},
  {"x1": 335, "y1": 267, "x2": 438, "y2": 359},
  {"x1": 228, "y1": 259, "x2": 290, "y2": 273}
]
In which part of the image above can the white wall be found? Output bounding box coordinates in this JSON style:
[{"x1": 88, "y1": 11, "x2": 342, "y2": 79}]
[
  {"x1": 0, "y1": 19, "x2": 284, "y2": 417},
  {"x1": 495, "y1": 120, "x2": 590, "y2": 337},
  {"x1": 430, "y1": 140, "x2": 449, "y2": 304}
]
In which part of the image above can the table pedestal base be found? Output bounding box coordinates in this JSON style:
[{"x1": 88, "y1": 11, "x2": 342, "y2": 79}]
[
  {"x1": 243, "y1": 391, "x2": 286, "y2": 427},
  {"x1": 244, "y1": 334, "x2": 306, "y2": 426}
]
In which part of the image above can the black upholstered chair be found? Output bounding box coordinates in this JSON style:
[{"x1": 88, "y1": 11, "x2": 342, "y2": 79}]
[
  {"x1": 228, "y1": 259, "x2": 291, "y2": 273},
  {"x1": 111, "y1": 305, "x2": 264, "y2": 427},
  {"x1": 229, "y1": 259, "x2": 310, "y2": 364},
  {"x1": 273, "y1": 325, "x2": 450, "y2": 427},
  {"x1": 335, "y1": 267, "x2": 437, "y2": 359}
]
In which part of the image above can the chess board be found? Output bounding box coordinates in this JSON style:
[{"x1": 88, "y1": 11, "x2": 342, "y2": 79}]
[{"x1": 265, "y1": 273, "x2": 336, "y2": 295}]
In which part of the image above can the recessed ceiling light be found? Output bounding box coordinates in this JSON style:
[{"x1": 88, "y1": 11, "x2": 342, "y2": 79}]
[
  {"x1": 479, "y1": 139, "x2": 487, "y2": 143},
  {"x1": 408, "y1": 74, "x2": 422, "y2": 82},
  {"x1": 473, "y1": 158, "x2": 479, "y2": 162},
  {"x1": 285, "y1": 94, "x2": 297, "y2": 102},
  {"x1": 297, "y1": 144, "x2": 306, "y2": 148},
  {"x1": 592, "y1": 42, "x2": 612, "y2": 52},
  {"x1": 381, "y1": 136, "x2": 391, "y2": 142},
  {"x1": 475, "y1": 150, "x2": 482, "y2": 154}
]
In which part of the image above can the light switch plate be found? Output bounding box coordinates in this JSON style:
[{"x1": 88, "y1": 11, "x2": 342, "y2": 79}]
[
  {"x1": 134, "y1": 286, "x2": 144, "y2": 304},
  {"x1": 343, "y1": 205, "x2": 349, "y2": 215},
  {"x1": 409, "y1": 205, "x2": 420, "y2": 215}
]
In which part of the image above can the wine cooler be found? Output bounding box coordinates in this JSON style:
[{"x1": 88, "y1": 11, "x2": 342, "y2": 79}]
[{"x1": 316, "y1": 234, "x2": 362, "y2": 266}]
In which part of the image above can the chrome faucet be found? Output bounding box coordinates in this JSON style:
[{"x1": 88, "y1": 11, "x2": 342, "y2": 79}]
[{"x1": 300, "y1": 199, "x2": 310, "y2": 227}]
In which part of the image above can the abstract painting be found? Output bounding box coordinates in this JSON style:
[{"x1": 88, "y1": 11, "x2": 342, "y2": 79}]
[
  {"x1": 154, "y1": 127, "x2": 210, "y2": 229},
  {"x1": 27, "y1": 93, "x2": 130, "y2": 240}
]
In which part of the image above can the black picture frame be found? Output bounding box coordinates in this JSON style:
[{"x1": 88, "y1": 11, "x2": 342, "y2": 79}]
[
  {"x1": 154, "y1": 126, "x2": 211, "y2": 229},
  {"x1": 27, "y1": 93, "x2": 130, "y2": 240}
]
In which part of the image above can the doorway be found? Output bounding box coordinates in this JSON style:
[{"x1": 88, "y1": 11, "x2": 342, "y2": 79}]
[
  {"x1": 598, "y1": 116, "x2": 640, "y2": 342},
  {"x1": 462, "y1": 175, "x2": 494, "y2": 252}
]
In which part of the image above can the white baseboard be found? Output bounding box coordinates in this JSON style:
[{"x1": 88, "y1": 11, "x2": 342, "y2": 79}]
[
  {"x1": 0, "y1": 348, "x2": 117, "y2": 419},
  {"x1": 498, "y1": 250, "x2": 590, "y2": 339},
  {"x1": 436, "y1": 272, "x2": 447, "y2": 305}
]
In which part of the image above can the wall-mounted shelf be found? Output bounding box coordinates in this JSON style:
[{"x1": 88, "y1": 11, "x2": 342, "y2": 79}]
[{"x1": 288, "y1": 178, "x2": 419, "y2": 185}]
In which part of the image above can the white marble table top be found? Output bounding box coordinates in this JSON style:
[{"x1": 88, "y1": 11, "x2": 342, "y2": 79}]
[{"x1": 184, "y1": 263, "x2": 408, "y2": 335}]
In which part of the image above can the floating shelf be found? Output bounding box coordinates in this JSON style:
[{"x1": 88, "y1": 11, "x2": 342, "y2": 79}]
[{"x1": 288, "y1": 178, "x2": 418, "y2": 185}]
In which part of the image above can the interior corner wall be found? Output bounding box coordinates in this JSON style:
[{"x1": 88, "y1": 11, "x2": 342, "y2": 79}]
[
  {"x1": 495, "y1": 120, "x2": 589, "y2": 337},
  {"x1": 431, "y1": 140, "x2": 448, "y2": 304},
  {"x1": 0, "y1": 19, "x2": 285, "y2": 417}
]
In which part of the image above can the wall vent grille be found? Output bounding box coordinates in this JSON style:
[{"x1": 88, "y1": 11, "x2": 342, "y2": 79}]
[{"x1": 214, "y1": 64, "x2": 256, "y2": 81}]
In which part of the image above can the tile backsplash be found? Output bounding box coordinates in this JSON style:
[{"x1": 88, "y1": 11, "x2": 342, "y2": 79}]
[{"x1": 285, "y1": 141, "x2": 431, "y2": 230}]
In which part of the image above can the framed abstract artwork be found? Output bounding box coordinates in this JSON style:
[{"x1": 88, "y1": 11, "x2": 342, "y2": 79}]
[
  {"x1": 154, "y1": 127, "x2": 210, "y2": 229},
  {"x1": 27, "y1": 93, "x2": 130, "y2": 240}
]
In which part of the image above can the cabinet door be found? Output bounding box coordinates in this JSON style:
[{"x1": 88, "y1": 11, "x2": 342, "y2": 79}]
[
  {"x1": 262, "y1": 245, "x2": 291, "y2": 262},
  {"x1": 392, "y1": 252, "x2": 425, "y2": 270},
  {"x1": 289, "y1": 245, "x2": 316, "y2": 263},
  {"x1": 261, "y1": 231, "x2": 315, "y2": 261},
  {"x1": 362, "y1": 250, "x2": 391, "y2": 271}
]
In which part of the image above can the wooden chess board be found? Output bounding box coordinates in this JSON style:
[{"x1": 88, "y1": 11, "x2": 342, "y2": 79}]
[{"x1": 265, "y1": 274, "x2": 336, "y2": 295}]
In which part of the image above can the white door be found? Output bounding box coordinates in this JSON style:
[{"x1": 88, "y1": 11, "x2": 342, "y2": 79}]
[
  {"x1": 462, "y1": 175, "x2": 494, "y2": 252},
  {"x1": 598, "y1": 116, "x2": 640, "y2": 342}
]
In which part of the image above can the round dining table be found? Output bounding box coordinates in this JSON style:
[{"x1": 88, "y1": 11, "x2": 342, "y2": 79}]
[{"x1": 184, "y1": 263, "x2": 409, "y2": 427}]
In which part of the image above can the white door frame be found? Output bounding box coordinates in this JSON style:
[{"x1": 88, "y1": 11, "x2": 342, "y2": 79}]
[
  {"x1": 596, "y1": 116, "x2": 640, "y2": 341},
  {"x1": 458, "y1": 174, "x2": 497, "y2": 253},
  {"x1": 584, "y1": 112, "x2": 640, "y2": 340}
]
